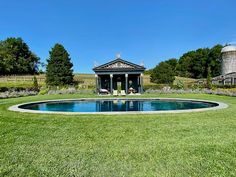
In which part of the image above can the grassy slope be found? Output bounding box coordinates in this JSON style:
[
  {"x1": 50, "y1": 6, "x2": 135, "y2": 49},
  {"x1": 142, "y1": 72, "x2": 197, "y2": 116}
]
[
  {"x1": 0, "y1": 75, "x2": 46, "y2": 88},
  {"x1": 173, "y1": 76, "x2": 197, "y2": 85},
  {"x1": 0, "y1": 74, "x2": 156, "y2": 88},
  {"x1": 0, "y1": 94, "x2": 236, "y2": 176}
]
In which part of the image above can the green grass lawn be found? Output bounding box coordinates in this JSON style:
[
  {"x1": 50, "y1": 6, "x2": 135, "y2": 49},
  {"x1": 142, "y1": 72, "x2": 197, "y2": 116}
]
[{"x1": 0, "y1": 93, "x2": 236, "y2": 176}]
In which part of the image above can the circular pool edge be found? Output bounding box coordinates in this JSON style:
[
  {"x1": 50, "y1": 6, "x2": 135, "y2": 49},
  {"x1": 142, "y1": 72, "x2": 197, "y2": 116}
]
[{"x1": 8, "y1": 98, "x2": 228, "y2": 115}]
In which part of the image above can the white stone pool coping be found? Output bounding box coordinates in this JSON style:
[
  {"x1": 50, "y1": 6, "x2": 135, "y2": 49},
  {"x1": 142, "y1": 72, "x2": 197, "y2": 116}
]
[{"x1": 8, "y1": 98, "x2": 228, "y2": 115}]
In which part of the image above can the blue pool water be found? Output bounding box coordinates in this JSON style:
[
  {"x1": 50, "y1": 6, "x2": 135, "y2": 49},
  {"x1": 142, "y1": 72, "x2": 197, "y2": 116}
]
[{"x1": 19, "y1": 99, "x2": 218, "y2": 112}]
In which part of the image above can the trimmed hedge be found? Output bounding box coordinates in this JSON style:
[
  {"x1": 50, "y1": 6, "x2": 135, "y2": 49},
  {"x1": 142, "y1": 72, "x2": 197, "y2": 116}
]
[{"x1": 0, "y1": 86, "x2": 38, "y2": 92}]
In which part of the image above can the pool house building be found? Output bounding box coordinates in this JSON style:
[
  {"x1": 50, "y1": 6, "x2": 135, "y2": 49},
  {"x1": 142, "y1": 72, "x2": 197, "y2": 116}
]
[{"x1": 93, "y1": 56, "x2": 145, "y2": 95}]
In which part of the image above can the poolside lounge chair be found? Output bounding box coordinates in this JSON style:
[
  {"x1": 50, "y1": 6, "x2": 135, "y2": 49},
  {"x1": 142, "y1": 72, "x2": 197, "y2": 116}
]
[
  {"x1": 113, "y1": 90, "x2": 118, "y2": 96},
  {"x1": 128, "y1": 87, "x2": 135, "y2": 94},
  {"x1": 99, "y1": 88, "x2": 109, "y2": 95},
  {"x1": 120, "y1": 90, "x2": 126, "y2": 96}
]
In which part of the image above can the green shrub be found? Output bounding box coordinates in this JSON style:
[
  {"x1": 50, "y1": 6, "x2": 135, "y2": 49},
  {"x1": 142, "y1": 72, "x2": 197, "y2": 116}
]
[
  {"x1": 87, "y1": 85, "x2": 96, "y2": 90},
  {"x1": 175, "y1": 80, "x2": 184, "y2": 89},
  {"x1": 33, "y1": 75, "x2": 39, "y2": 91},
  {"x1": 38, "y1": 88, "x2": 49, "y2": 95}
]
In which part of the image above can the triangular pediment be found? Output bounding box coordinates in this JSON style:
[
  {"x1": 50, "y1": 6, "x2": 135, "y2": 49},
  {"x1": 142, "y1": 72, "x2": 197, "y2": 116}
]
[
  {"x1": 93, "y1": 58, "x2": 145, "y2": 72},
  {"x1": 103, "y1": 61, "x2": 135, "y2": 69}
]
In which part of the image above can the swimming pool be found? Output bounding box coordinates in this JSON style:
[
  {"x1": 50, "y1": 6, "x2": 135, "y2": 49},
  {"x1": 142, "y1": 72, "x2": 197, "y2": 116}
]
[{"x1": 9, "y1": 98, "x2": 227, "y2": 114}]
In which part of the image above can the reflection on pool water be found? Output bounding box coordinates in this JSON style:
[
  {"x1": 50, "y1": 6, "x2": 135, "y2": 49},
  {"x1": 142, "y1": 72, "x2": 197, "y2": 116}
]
[{"x1": 19, "y1": 99, "x2": 219, "y2": 113}]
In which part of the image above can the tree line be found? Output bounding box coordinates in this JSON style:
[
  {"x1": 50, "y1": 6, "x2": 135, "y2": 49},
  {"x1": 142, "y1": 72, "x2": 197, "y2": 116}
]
[
  {"x1": 150, "y1": 44, "x2": 223, "y2": 84},
  {"x1": 0, "y1": 37, "x2": 223, "y2": 86}
]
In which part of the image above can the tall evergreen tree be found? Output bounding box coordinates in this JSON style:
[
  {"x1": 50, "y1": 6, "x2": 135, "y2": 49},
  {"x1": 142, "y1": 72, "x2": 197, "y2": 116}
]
[
  {"x1": 46, "y1": 44, "x2": 74, "y2": 86},
  {"x1": 207, "y1": 66, "x2": 212, "y2": 89},
  {"x1": 33, "y1": 75, "x2": 39, "y2": 91}
]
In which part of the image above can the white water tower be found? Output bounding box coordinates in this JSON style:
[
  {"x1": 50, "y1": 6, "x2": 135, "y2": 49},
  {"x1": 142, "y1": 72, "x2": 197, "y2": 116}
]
[{"x1": 221, "y1": 45, "x2": 236, "y2": 75}]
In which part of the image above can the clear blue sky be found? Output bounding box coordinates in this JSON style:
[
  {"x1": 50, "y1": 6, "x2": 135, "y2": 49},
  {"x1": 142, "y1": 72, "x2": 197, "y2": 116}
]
[{"x1": 1, "y1": 0, "x2": 236, "y2": 73}]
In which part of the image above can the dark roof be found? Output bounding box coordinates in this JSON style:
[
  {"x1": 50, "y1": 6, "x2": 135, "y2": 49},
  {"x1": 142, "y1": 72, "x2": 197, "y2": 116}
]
[{"x1": 93, "y1": 58, "x2": 145, "y2": 72}]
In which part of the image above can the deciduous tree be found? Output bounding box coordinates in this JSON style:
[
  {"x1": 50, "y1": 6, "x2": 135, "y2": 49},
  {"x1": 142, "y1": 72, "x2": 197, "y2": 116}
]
[
  {"x1": 0, "y1": 37, "x2": 39, "y2": 75},
  {"x1": 150, "y1": 62, "x2": 175, "y2": 84}
]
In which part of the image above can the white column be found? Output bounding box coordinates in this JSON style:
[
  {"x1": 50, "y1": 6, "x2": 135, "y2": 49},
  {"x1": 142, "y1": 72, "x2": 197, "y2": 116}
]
[
  {"x1": 125, "y1": 74, "x2": 128, "y2": 94},
  {"x1": 137, "y1": 76, "x2": 140, "y2": 93},
  {"x1": 95, "y1": 74, "x2": 99, "y2": 93},
  {"x1": 140, "y1": 73, "x2": 144, "y2": 93},
  {"x1": 110, "y1": 74, "x2": 113, "y2": 93}
]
